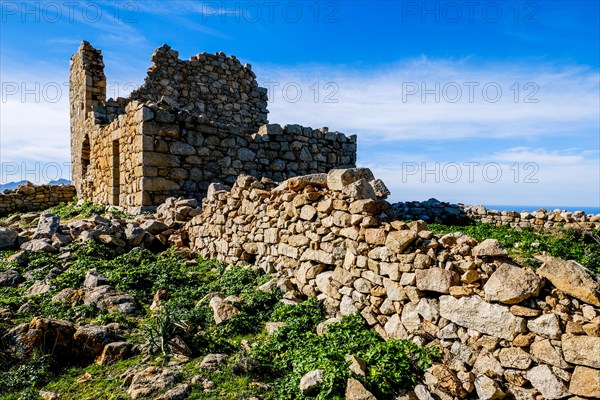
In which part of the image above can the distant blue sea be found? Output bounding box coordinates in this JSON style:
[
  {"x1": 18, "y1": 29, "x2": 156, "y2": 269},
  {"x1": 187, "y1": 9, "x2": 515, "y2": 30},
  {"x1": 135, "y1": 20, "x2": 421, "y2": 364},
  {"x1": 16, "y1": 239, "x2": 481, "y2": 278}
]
[{"x1": 484, "y1": 205, "x2": 600, "y2": 215}]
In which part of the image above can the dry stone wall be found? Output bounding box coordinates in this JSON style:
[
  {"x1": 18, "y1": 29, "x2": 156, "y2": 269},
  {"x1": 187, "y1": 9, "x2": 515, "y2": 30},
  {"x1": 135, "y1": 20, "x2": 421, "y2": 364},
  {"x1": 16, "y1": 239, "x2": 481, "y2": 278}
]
[
  {"x1": 393, "y1": 199, "x2": 600, "y2": 230},
  {"x1": 0, "y1": 183, "x2": 76, "y2": 216},
  {"x1": 188, "y1": 168, "x2": 600, "y2": 400},
  {"x1": 464, "y1": 205, "x2": 600, "y2": 230}
]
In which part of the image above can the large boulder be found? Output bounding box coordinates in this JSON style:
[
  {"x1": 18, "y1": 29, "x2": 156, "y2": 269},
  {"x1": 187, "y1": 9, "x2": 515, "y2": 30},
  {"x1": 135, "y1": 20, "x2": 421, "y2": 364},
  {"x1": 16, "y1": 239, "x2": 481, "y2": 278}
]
[
  {"x1": 529, "y1": 339, "x2": 570, "y2": 368},
  {"x1": 526, "y1": 365, "x2": 569, "y2": 400},
  {"x1": 73, "y1": 325, "x2": 118, "y2": 356},
  {"x1": 561, "y1": 335, "x2": 600, "y2": 368},
  {"x1": 20, "y1": 239, "x2": 56, "y2": 252},
  {"x1": 0, "y1": 269, "x2": 23, "y2": 287},
  {"x1": 569, "y1": 366, "x2": 600, "y2": 398},
  {"x1": 474, "y1": 375, "x2": 505, "y2": 400},
  {"x1": 439, "y1": 295, "x2": 526, "y2": 340},
  {"x1": 326, "y1": 168, "x2": 375, "y2": 191},
  {"x1": 155, "y1": 384, "x2": 191, "y2": 400},
  {"x1": 535, "y1": 255, "x2": 600, "y2": 306},
  {"x1": 2, "y1": 318, "x2": 75, "y2": 360},
  {"x1": 209, "y1": 296, "x2": 239, "y2": 325},
  {"x1": 126, "y1": 367, "x2": 180, "y2": 400},
  {"x1": 342, "y1": 179, "x2": 377, "y2": 200},
  {"x1": 498, "y1": 347, "x2": 532, "y2": 370},
  {"x1": 286, "y1": 174, "x2": 328, "y2": 191},
  {"x1": 345, "y1": 378, "x2": 376, "y2": 400},
  {"x1": 84, "y1": 285, "x2": 137, "y2": 314},
  {"x1": 472, "y1": 239, "x2": 508, "y2": 257},
  {"x1": 32, "y1": 213, "x2": 60, "y2": 239},
  {"x1": 385, "y1": 230, "x2": 417, "y2": 254},
  {"x1": 96, "y1": 341, "x2": 130, "y2": 365},
  {"x1": 139, "y1": 219, "x2": 168, "y2": 235},
  {"x1": 125, "y1": 224, "x2": 145, "y2": 246},
  {"x1": 0, "y1": 227, "x2": 18, "y2": 249},
  {"x1": 300, "y1": 369, "x2": 324, "y2": 396},
  {"x1": 416, "y1": 268, "x2": 459, "y2": 294},
  {"x1": 207, "y1": 182, "x2": 231, "y2": 201},
  {"x1": 83, "y1": 271, "x2": 109, "y2": 288},
  {"x1": 199, "y1": 353, "x2": 228, "y2": 371},
  {"x1": 483, "y1": 263, "x2": 543, "y2": 304},
  {"x1": 527, "y1": 314, "x2": 562, "y2": 339}
]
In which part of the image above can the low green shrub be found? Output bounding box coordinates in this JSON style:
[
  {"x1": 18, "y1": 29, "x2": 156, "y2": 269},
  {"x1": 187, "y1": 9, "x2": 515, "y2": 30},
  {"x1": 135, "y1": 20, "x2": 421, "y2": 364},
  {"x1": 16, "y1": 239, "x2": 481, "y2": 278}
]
[
  {"x1": 429, "y1": 222, "x2": 600, "y2": 274},
  {"x1": 244, "y1": 300, "x2": 438, "y2": 399},
  {"x1": 46, "y1": 199, "x2": 131, "y2": 220},
  {"x1": 48, "y1": 199, "x2": 106, "y2": 219},
  {"x1": 0, "y1": 353, "x2": 56, "y2": 396}
]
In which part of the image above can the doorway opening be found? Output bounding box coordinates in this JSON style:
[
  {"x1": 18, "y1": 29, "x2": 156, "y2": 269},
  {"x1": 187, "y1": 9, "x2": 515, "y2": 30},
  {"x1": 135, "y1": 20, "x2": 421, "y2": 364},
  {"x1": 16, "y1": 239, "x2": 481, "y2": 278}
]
[{"x1": 111, "y1": 140, "x2": 120, "y2": 205}]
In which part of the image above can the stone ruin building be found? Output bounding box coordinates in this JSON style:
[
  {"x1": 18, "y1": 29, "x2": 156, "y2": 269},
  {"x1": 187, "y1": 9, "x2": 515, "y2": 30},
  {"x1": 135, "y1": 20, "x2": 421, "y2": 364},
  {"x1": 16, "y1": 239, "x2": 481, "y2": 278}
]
[{"x1": 70, "y1": 41, "x2": 357, "y2": 213}]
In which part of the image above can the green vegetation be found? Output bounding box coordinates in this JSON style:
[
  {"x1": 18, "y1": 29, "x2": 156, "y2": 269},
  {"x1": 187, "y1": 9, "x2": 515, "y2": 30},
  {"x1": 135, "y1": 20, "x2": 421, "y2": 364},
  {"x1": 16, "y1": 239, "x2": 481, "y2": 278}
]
[
  {"x1": 0, "y1": 241, "x2": 437, "y2": 399},
  {"x1": 6, "y1": 217, "x2": 596, "y2": 398},
  {"x1": 48, "y1": 199, "x2": 130, "y2": 219},
  {"x1": 428, "y1": 222, "x2": 600, "y2": 274},
  {"x1": 0, "y1": 353, "x2": 57, "y2": 399},
  {"x1": 243, "y1": 300, "x2": 439, "y2": 399},
  {"x1": 37, "y1": 356, "x2": 142, "y2": 400}
]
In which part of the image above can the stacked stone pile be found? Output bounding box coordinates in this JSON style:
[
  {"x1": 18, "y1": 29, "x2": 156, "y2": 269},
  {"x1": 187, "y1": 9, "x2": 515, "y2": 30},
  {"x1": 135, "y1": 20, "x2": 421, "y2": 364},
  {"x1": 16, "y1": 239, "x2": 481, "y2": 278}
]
[
  {"x1": 0, "y1": 182, "x2": 76, "y2": 216},
  {"x1": 392, "y1": 198, "x2": 469, "y2": 224},
  {"x1": 464, "y1": 205, "x2": 600, "y2": 230},
  {"x1": 393, "y1": 200, "x2": 600, "y2": 230},
  {"x1": 0, "y1": 198, "x2": 200, "y2": 255},
  {"x1": 187, "y1": 168, "x2": 600, "y2": 400},
  {"x1": 2, "y1": 168, "x2": 599, "y2": 399}
]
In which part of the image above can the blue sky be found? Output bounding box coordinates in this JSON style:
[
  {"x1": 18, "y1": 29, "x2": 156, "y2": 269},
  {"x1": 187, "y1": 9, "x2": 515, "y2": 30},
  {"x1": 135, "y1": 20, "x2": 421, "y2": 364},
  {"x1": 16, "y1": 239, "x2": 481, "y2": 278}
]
[{"x1": 1, "y1": 0, "x2": 599, "y2": 209}]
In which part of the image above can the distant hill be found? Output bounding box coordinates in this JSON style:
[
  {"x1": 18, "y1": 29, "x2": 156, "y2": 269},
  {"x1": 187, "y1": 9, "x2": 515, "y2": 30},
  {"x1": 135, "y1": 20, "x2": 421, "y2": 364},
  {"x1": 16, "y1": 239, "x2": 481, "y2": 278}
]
[
  {"x1": 0, "y1": 179, "x2": 71, "y2": 192},
  {"x1": 0, "y1": 180, "x2": 27, "y2": 191},
  {"x1": 49, "y1": 179, "x2": 71, "y2": 186}
]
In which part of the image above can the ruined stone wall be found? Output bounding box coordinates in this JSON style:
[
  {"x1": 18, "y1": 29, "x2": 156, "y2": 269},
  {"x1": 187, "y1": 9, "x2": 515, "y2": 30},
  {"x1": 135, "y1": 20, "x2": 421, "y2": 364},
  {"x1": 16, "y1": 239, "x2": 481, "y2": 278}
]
[
  {"x1": 188, "y1": 169, "x2": 600, "y2": 400},
  {"x1": 76, "y1": 101, "x2": 146, "y2": 209},
  {"x1": 139, "y1": 104, "x2": 356, "y2": 206},
  {"x1": 463, "y1": 205, "x2": 600, "y2": 230},
  {"x1": 393, "y1": 199, "x2": 600, "y2": 230},
  {"x1": 130, "y1": 44, "x2": 268, "y2": 131},
  {"x1": 0, "y1": 183, "x2": 76, "y2": 216},
  {"x1": 70, "y1": 42, "x2": 355, "y2": 212},
  {"x1": 70, "y1": 41, "x2": 107, "y2": 196}
]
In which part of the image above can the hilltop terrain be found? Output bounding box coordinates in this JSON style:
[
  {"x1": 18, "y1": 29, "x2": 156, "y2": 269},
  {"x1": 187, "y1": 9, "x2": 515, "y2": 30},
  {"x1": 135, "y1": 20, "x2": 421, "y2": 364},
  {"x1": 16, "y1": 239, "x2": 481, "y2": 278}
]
[{"x1": 0, "y1": 172, "x2": 599, "y2": 400}]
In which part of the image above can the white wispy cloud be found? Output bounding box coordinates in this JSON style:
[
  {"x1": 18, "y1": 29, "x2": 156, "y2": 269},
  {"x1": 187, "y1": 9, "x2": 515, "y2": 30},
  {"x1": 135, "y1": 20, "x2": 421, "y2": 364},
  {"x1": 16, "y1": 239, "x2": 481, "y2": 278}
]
[
  {"x1": 489, "y1": 147, "x2": 597, "y2": 165},
  {"x1": 257, "y1": 58, "x2": 599, "y2": 143},
  {"x1": 2, "y1": 55, "x2": 598, "y2": 206},
  {"x1": 365, "y1": 146, "x2": 599, "y2": 206}
]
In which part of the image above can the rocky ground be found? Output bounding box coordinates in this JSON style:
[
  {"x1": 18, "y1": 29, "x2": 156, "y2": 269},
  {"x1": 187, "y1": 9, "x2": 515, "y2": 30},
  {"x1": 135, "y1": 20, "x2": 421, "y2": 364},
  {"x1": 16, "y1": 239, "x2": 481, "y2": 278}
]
[{"x1": 0, "y1": 196, "x2": 599, "y2": 400}]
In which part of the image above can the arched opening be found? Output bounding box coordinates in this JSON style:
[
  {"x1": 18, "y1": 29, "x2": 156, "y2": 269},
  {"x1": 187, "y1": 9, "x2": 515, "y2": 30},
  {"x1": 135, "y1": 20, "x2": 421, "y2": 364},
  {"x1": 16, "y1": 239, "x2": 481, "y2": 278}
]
[{"x1": 81, "y1": 135, "x2": 90, "y2": 177}]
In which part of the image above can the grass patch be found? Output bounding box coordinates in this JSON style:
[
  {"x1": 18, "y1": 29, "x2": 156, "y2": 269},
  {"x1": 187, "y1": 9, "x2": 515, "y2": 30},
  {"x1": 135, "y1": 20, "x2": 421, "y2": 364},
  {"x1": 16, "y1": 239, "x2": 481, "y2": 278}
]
[
  {"x1": 1, "y1": 240, "x2": 439, "y2": 399},
  {"x1": 47, "y1": 199, "x2": 130, "y2": 220},
  {"x1": 39, "y1": 356, "x2": 142, "y2": 400},
  {"x1": 0, "y1": 353, "x2": 56, "y2": 399},
  {"x1": 429, "y1": 222, "x2": 600, "y2": 274}
]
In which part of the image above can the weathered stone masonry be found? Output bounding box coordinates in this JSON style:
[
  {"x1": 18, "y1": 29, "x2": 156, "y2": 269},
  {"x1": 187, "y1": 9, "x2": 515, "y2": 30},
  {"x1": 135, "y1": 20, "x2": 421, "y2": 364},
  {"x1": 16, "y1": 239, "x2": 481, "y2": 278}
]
[
  {"x1": 393, "y1": 199, "x2": 600, "y2": 230},
  {"x1": 0, "y1": 183, "x2": 76, "y2": 216},
  {"x1": 187, "y1": 169, "x2": 600, "y2": 400},
  {"x1": 70, "y1": 41, "x2": 356, "y2": 213}
]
